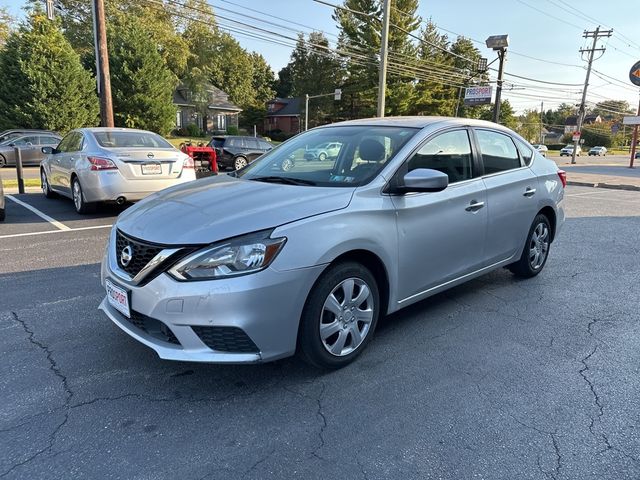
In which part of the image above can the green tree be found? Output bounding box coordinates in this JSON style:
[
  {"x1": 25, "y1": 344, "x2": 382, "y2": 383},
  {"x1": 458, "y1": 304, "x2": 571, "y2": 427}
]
[
  {"x1": 249, "y1": 52, "x2": 275, "y2": 106},
  {"x1": 516, "y1": 109, "x2": 542, "y2": 142},
  {"x1": 0, "y1": 11, "x2": 98, "y2": 131},
  {"x1": 543, "y1": 102, "x2": 575, "y2": 127},
  {"x1": 274, "y1": 64, "x2": 293, "y2": 98},
  {"x1": 109, "y1": 13, "x2": 177, "y2": 134},
  {"x1": 450, "y1": 37, "x2": 489, "y2": 119},
  {"x1": 590, "y1": 100, "x2": 633, "y2": 121},
  {"x1": 0, "y1": 7, "x2": 14, "y2": 48},
  {"x1": 479, "y1": 99, "x2": 517, "y2": 128}
]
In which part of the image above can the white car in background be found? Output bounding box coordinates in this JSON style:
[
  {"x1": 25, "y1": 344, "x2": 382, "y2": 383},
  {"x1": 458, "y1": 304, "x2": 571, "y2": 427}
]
[
  {"x1": 560, "y1": 144, "x2": 581, "y2": 157},
  {"x1": 40, "y1": 128, "x2": 196, "y2": 213},
  {"x1": 532, "y1": 144, "x2": 548, "y2": 156}
]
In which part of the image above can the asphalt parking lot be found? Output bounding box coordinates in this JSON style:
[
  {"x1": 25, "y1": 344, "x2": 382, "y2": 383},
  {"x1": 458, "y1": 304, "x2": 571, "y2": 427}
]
[{"x1": 1, "y1": 186, "x2": 639, "y2": 479}]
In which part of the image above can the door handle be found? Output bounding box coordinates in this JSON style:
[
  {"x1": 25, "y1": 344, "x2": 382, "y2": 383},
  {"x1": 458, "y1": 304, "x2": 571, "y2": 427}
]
[
  {"x1": 465, "y1": 200, "x2": 485, "y2": 212},
  {"x1": 523, "y1": 187, "x2": 537, "y2": 197}
]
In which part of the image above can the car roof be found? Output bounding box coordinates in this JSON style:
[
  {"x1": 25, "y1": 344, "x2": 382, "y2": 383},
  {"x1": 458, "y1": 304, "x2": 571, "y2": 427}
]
[
  {"x1": 80, "y1": 127, "x2": 160, "y2": 134},
  {"x1": 318, "y1": 116, "x2": 518, "y2": 134}
]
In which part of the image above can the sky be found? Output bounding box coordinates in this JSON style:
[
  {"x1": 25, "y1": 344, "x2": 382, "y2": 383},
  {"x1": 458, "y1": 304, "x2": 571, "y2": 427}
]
[{"x1": 2, "y1": 0, "x2": 639, "y2": 114}]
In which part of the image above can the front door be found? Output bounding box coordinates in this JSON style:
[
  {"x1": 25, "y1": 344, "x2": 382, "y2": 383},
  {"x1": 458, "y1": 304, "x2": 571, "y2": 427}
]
[{"x1": 391, "y1": 129, "x2": 488, "y2": 303}]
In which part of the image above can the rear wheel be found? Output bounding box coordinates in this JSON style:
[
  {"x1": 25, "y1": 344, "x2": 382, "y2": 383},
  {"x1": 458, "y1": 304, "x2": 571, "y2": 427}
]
[
  {"x1": 318, "y1": 152, "x2": 327, "y2": 161},
  {"x1": 508, "y1": 214, "x2": 551, "y2": 278},
  {"x1": 234, "y1": 156, "x2": 248, "y2": 170},
  {"x1": 0, "y1": 155, "x2": 6, "y2": 168},
  {"x1": 72, "y1": 177, "x2": 95, "y2": 214},
  {"x1": 298, "y1": 262, "x2": 380, "y2": 369}
]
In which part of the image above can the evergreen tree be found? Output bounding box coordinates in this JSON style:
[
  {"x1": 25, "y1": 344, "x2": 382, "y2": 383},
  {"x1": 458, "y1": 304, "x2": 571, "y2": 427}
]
[
  {"x1": 0, "y1": 11, "x2": 98, "y2": 131},
  {"x1": 109, "y1": 13, "x2": 177, "y2": 135},
  {"x1": 0, "y1": 7, "x2": 13, "y2": 48},
  {"x1": 274, "y1": 65, "x2": 293, "y2": 98}
]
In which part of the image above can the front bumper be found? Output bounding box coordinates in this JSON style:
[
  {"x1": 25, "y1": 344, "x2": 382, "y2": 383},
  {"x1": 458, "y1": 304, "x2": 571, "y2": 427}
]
[
  {"x1": 82, "y1": 170, "x2": 196, "y2": 203},
  {"x1": 99, "y1": 241, "x2": 325, "y2": 363}
]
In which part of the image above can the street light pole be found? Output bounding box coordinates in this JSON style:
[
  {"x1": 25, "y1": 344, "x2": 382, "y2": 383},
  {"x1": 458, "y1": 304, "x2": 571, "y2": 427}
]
[
  {"x1": 305, "y1": 94, "x2": 309, "y2": 131},
  {"x1": 493, "y1": 48, "x2": 506, "y2": 124},
  {"x1": 376, "y1": 0, "x2": 391, "y2": 118}
]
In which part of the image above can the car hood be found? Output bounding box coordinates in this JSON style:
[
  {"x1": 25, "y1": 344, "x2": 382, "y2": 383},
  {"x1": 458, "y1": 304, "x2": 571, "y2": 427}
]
[{"x1": 117, "y1": 175, "x2": 355, "y2": 245}]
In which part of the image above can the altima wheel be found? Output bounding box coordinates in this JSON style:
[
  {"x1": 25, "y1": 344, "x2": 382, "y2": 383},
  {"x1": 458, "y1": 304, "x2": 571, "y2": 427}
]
[
  {"x1": 298, "y1": 262, "x2": 380, "y2": 369},
  {"x1": 0, "y1": 155, "x2": 6, "y2": 168},
  {"x1": 72, "y1": 177, "x2": 95, "y2": 214},
  {"x1": 41, "y1": 169, "x2": 55, "y2": 198},
  {"x1": 318, "y1": 152, "x2": 327, "y2": 161},
  {"x1": 234, "y1": 156, "x2": 248, "y2": 170},
  {"x1": 281, "y1": 158, "x2": 294, "y2": 171},
  {"x1": 508, "y1": 214, "x2": 551, "y2": 278}
]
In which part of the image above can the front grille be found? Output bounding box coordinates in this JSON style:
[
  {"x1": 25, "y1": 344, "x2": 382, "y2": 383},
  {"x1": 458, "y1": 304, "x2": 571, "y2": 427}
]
[
  {"x1": 115, "y1": 230, "x2": 164, "y2": 278},
  {"x1": 123, "y1": 310, "x2": 180, "y2": 345},
  {"x1": 192, "y1": 326, "x2": 259, "y2": 353}
]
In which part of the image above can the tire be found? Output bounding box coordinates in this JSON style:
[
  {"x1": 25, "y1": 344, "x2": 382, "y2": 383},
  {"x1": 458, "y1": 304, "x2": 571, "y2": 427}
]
[
  {"x1": 508, "y1": 214, "x2": 551, "y2": 278},
  {"x1": 298, "y1": 262, "x2": 380, "y2": 369},
  {"x1": 71, "y1": 177, "x2": 95, "y2": 214},
  {"x1": 318, "y1": 152, "x2": 327, "y2": 162},
  {"x1": 281, "y1": 158, "x2": 294, "y2": 171},
  {"x1": 41, "y1": 169, "x2": 55, "y2": 199},
  {"x1": 0, "y1": 154, "x2": 6, "y2": 168},
  {"x1": 234, "y1": 156, "x2": 248, "y2": 170}
]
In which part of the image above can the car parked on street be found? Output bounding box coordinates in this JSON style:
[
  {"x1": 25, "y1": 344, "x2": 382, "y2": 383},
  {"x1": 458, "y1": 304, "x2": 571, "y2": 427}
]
[
  {"x1": 0, "y1": 133, "x2": 62, "y2": 167},
  {"x1": 208, "y1": 135, "x2": 273, "y2": 170},
  {"x1": 560, "y1": 144, "x2": 581, "y2": 156},
  {"x1": 40, "y1": 128, "x2": 196, "y2": 214},
  {"x1": 0, "y1": 129, "x2": 58, "y2": 144},
  {"x1": 99, "y1": 117, "x2": 565, "y2": 369},
  {"x1": 588, "y1": 146, "x2": 607, "y2": 156},
  {"x1": 532, "y1": 144, "x2": 548, "y2": 156},
  {"x1": 304, "y1": 142, "x2": 342, "y2": 161}
]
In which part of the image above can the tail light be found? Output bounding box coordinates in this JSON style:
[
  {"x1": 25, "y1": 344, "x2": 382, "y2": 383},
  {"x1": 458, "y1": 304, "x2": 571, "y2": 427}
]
[
  {"x1": 88, "y1": 156, "x2": 117, "y2": 171},
  {"x1": 183, "y1": 156, "x2": 194, "y2": 169},
  {"x1": 557, "y1": 170, "x2": 567, "y2": 188}
]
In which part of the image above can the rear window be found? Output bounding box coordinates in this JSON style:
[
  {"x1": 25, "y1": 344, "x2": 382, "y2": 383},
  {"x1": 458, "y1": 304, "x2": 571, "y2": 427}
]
[
  {"x1": 93, "y1": 131, "x2": 173, "y2": 149},
  {"x1": 210, "y1": 137, "x2": 225, "y2": 148}
]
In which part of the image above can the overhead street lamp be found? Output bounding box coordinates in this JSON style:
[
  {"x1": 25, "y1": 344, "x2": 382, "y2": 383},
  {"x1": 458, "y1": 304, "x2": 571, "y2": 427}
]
[{"x1": 486, "y1": 34, "x2": 509, "y2": 124}]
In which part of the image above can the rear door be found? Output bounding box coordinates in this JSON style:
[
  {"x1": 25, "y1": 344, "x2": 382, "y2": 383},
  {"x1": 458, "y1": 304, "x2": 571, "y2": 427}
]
[
  {"x1": 244, "y1": 137, "x2": 263, "y2": 161},
  {"x1": 474, "y1": 129, "x2": 539, "y2": 264},
  {"x1": 58, "y1": 132, "x2": 84, "y2": 190}
]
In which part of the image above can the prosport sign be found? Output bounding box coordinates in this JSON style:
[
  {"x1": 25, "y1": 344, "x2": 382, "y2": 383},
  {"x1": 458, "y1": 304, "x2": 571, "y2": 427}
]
[{"x1": 464, "y1": 86, "x2": 492, "y2": 106}]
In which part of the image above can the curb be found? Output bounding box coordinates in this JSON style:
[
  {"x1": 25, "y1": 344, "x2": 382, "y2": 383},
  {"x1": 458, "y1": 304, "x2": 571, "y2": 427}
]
[{"x1": 566, "y1": 180, "x2": 640, "y2": 192}]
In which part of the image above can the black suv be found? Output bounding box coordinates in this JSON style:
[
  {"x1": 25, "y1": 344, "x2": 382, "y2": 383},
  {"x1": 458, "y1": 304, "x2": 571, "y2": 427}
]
[{"x1": 209, "y1": 136, "x2": 273, "y2": 170}]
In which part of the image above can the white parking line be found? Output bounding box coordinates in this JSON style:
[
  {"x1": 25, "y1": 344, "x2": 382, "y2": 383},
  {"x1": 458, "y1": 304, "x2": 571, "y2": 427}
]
[
  {"x1": 0, "y1": 224, "x2": 112, "y2": 240},
  {"x1": 5, "y1": 195, "x2": 70, "y2": 231}
]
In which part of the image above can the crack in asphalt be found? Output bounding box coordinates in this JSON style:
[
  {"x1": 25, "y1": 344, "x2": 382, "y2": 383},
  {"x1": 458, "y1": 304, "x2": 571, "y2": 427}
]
[
  {"x1": 1, "y1": 312, "x2": 74, "y2": 478},
  {"x1": 283, "y1": 381, "x2": 327, "y2": 461},
  {"x1": 242, "y1": 446, "x2": 276, "y2": 479}
]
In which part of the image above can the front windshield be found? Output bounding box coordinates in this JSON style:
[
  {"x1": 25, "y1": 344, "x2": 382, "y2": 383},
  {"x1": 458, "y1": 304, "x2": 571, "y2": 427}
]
[{"x1": 237, "y1": 125, "x2": 418, "y2": 187}]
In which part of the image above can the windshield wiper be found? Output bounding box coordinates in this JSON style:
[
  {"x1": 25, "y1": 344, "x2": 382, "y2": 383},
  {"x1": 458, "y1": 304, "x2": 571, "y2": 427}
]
[{"x1": 250, "y1": 176, "x2": 317, "y2": 186}]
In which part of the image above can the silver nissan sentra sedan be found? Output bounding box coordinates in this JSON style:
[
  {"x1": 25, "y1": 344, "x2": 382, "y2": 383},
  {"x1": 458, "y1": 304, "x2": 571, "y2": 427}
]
[
  {"x1": 40, "y1": 128, "x2": 196, "y2": 213},
  {"x1": 99, "y1": 117, "x2": 566, "y2": 369}
]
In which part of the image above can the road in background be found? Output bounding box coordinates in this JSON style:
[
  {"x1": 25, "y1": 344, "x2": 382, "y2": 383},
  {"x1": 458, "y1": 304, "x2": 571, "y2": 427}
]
[{"x1": 1, "y1": 187, "x2": 640, "y2": 479}]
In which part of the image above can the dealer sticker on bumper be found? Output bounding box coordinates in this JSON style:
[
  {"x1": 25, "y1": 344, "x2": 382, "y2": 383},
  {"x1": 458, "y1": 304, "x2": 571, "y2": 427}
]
[{"x1": 105, "y1": 279, "x2": 131, "y2": 318}]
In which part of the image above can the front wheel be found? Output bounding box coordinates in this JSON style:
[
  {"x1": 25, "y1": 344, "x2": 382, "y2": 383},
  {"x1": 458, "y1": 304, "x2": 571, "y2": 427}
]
[
  {"x1": 318, "y1": 152, "x2": 327, "y2": 161},
  {"x1": 0, "y1": 155, "x2": 6, "y2": 168},
  {"x1": 72, "y1": 177, "x2": 95, "y2": 214},
  {"x1": 508, "y1": 214, "x2": 551, "y2": 278},
  {"x1": 298, "y1": 262, "x2": 380, "y2": 369},
  {"x1": 41, "y1": 169, "x2": 55, "y2": 198}
]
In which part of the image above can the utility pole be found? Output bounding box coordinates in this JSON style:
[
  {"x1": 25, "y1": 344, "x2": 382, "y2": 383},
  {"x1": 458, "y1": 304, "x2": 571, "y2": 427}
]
[
  {"x1": 377, "y1": 0, "x2": 391, "y2": 118},
  {"x1": 630, "y1": 92, "x2": 640, "y2": 168},
  {"x1": 492, "y1": 48, "x2": 506, "y2": 123},
  {"x1": 540, "y1": 101, "x2": 544, "y2": 144},
  {"x1": 92, "y1": 0, "x2": 114, "y2": 127},
  {"x1": 571, "y1": 26, "x2": 612, "y2": 164}
]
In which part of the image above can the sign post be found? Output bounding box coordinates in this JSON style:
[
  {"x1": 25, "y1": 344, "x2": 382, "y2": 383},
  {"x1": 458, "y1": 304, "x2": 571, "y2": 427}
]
[{"x1": 627, "y1": 60, "x2": 640, "y2": 168}]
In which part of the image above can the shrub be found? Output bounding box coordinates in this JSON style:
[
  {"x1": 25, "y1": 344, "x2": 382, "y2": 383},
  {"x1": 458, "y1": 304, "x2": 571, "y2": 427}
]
[
  {"x1": 226, "y1": 126, "x2": 239, "y2": 135},
  {"x1": 185, "y1": 123, "x2": 202, "y2": 137}
]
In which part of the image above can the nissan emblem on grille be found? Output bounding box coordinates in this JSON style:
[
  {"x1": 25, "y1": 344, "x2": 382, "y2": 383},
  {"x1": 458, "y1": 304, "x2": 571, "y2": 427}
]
[{"x1": 121, "y1": 245, "x2": 133, "y2": 267}]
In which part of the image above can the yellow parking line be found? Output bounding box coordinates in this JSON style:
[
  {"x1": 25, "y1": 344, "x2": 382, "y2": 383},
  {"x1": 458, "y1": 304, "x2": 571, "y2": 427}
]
[{"x1": 5, "y1": 195, "x2": 70, "y2": 231}]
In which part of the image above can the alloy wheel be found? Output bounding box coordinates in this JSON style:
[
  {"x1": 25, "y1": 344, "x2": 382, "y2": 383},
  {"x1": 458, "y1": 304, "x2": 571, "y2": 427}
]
[
  {"x1": 41, "y1": 170, "x2": 49, "y2": 195},
  {"x1": 234, "y1": 157, "x2": 247, "y2": 170},
  {"x1": 529, "y1": 222, "x2": 549, "y2": 270},
  {"x1": 319, "y1": 277, "x2": 374, "y2": 357},
  {"x1": 73, "y1": 180, "x2": 82, "y2": 211}
]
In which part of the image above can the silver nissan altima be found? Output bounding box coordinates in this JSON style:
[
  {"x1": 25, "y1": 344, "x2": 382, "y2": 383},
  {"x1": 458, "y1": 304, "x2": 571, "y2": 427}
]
[
  {"x1": 99, "y1": 117, "x2": 566, "y2": 369},
  {"x1": 40, "y1": 128, "x2": 196, "y2": 213}
]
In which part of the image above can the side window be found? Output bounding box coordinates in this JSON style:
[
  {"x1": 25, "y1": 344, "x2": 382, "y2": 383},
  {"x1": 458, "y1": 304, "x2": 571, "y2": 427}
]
[
  {"x1": 476, "y1": 130, "x2": 521, "y2": 174},
  {"x1": 259, "y1": 140, "x2": 272, "y2": 150},
  {"x1": 245, "y1": 138, "x2": 260, "y2": 149},
  {"x1": 56, "y1": 134, "x2": 74, "y2": 152},
  {"x1": 514, "y1": 138, "x2": 534, "y2": 166},
  {"x1": 227, "y1": 138, "x2": 240, "y2": 148},
  {"x1": 67, "y1": 133, "x2": 83, "y2": 152},
  {"x1": 407, "y1": 130, "x2": 473, "y2": 184},
  {"x1": 39, "y1": 136, "x2": 60, "y2": 146}
]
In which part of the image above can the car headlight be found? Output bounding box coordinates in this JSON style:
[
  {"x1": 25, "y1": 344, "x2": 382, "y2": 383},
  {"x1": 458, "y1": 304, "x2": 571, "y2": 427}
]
[{"x1": 168, "y1": 231, "x2": 286, "y2": 281}]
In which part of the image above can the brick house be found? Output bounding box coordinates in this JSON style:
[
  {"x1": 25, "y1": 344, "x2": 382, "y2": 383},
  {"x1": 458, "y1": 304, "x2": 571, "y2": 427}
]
[
  {"x1": 174, "y1": 84, "x2": 242, "y2": 134},
  {"x1": 264, "y1": 97, "x2": 302, "y2": 136}
]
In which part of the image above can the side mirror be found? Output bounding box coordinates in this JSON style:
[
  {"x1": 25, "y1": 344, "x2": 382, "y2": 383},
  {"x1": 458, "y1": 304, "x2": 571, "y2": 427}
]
[
  {"x1": 396, "y1": 168, "x2": 449, "y2": 193},
  {"x1": 8, "y1": 143, "x2": 14, "y2": 147},
  {"x1": 25, "y1": 142, "x2": 33, "y2": 147},
  {"x1": 41, "y1": 146, "x2": 54, "y2": 155}
]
